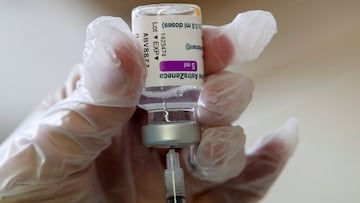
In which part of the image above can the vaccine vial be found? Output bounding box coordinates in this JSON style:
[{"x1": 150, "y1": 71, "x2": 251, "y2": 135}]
[{"x1": 132, "y1": 4, "x2": 203, "y2": 148}]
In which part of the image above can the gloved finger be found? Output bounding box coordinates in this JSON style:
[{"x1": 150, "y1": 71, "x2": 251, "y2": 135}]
[
  {"x1": 0, "y1": 16, "x2": 145, "y2": 198},
  {"x1": 182, "y1": 125, "x2": 246, "y2": 195},
  {"x1": 193, "y1": 118, "x2": 299, "y2": 203},
  {"x1": 197, "y1": 71, "x2": 254, "y2": 126},
  {"x1": 9, "y1": 65, "x2": 82, "y2": 140},
  {"x1": 14, "y1": 15, "x2": 145, "y2": 133},
  {"x1": 203, "y1": 10, "x2": 277, "y2": 75},
  {"x1": 40, "y1": 65, "x2": 81, "y2": 112},
  {"x1": 235, "y1": 117, "x2": 299, "y2": 197},
  {"x1": 69, "y1": 16, "x2": 145, "y2": 107}
]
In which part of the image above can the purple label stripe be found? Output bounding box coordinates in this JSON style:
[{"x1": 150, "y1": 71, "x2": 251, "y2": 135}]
[{"x1": 160, "y1": 60, "x2": 197, "y2": 72}]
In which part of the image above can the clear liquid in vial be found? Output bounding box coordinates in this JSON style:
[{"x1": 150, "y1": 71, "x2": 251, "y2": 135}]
[{"x1": 138, "y1": 85, "x2": 201, "y2": 124}]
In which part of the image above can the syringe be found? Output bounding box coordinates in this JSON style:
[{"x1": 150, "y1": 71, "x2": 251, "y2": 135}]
[{"x1": 164, "y1": 149, "x2": 186, "y2": 203}]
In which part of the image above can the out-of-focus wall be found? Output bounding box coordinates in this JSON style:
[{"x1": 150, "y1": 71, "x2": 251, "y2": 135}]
[{"x1": 0, "y1": 0, "x2": 359, "y2": 202}]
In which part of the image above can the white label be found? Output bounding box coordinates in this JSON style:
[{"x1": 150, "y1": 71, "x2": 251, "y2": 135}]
[{"x1": 132, "y1": 15, "x2": 204, "y2": 87}]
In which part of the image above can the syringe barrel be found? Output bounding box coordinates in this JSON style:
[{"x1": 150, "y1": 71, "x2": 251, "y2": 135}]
[{"x1": 167, "y1": 196, "x2": 186, "y2": 203}]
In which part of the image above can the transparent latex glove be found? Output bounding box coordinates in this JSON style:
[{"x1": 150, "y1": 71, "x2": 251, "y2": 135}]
[{"x1": 0, "y1": 10, "x2": 299, "y2": 203}]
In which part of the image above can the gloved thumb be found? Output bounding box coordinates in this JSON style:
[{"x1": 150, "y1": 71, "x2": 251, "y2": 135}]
[
  {"x1": 0, "y1": 16, "x2": 145, "y2": 193},
  {"x1": 70, "y1": 16, "x2": 145, "y2": 107}
]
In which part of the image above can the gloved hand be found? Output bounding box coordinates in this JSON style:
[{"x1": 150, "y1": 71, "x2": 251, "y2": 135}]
[{"x1": 0, "y1": 10, "x2": 298, "y2": 203}]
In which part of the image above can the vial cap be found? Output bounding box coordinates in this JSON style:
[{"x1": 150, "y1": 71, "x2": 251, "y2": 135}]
[{"x1": 142, "y1": 122, "x2": 200, "y2": 148}]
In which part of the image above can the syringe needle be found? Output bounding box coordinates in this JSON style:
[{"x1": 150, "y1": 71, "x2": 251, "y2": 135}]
[
  {"x1": 165, "y1": 149, "x2": 186, "y2": 203},
  {"x1": 169, "y1": 150, "x2": 177, "y2": 203}
]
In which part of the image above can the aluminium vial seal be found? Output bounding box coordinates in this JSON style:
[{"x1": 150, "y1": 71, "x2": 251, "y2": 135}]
[{"x1": 142, "y1": 122, "x2": 201, "y2": 148}]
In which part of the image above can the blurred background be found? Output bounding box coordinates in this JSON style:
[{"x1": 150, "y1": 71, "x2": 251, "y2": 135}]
[{"x1": 0, "y1": 0, "x2": 359, "y2": 202}]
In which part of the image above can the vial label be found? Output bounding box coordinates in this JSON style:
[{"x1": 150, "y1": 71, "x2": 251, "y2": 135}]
[{"x1": 133, "y1": 15, "x2": 204, "y2": 87}]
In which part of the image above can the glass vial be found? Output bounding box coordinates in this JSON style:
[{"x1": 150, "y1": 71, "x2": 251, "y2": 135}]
[{"x1": 132, "y1": 4, "x2": 203, "y2": 148}]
